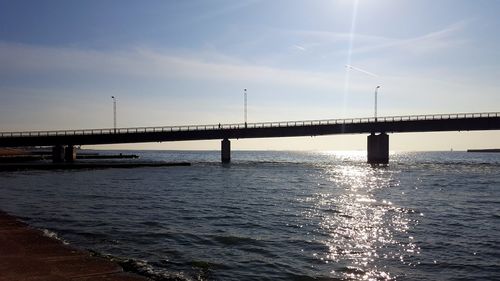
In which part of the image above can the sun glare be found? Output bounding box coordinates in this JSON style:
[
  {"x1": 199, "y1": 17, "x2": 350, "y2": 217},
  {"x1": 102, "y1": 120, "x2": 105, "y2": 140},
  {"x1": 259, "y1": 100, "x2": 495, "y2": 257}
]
[{"x1": 342, "y1": 0, "x2": 360, "y2": 118}]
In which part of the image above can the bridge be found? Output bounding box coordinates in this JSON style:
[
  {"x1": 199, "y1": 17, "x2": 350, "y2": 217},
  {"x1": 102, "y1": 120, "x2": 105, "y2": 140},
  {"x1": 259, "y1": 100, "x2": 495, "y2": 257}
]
[{"x1": 1, "y1": 112, "x2": 499, "y2": 164}]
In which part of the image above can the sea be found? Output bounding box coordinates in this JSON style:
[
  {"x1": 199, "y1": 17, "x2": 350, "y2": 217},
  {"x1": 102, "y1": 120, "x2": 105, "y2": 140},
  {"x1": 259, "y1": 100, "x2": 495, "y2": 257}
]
[{"x1": 0, "y1": 151, "x2": 499, "y2": 281}]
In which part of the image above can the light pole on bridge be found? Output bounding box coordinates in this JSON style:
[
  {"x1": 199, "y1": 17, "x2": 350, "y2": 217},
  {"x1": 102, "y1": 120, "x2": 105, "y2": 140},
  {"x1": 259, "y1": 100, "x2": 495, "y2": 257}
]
[
  {"x1": 375, "y1": 85, "x2": 380, "y2": 122},
  {"x1": 244, "y1": 88, "x2": 247, "y2": 128},
  {"x1": 345, "y1": 65, "x2": 381, "y2": 121},
  {"x1": 111, "y1": 96, "x2": 117, "y2": 133}
]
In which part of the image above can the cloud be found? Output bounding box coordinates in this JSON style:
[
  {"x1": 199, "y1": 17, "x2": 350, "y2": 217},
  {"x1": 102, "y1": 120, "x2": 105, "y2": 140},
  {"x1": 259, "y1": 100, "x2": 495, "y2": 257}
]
[
  {"x1": 0, "y1": 22, "x2": 463, "y2": 89},
  {"x1": 291, "y1": 29, "x2": 392, "y2": 46},
  {"x1": 352, "y1": 20, "x2": 470, "y2": 55},
  {"x1": 281, "y1": 20, "x2": 469, "y2": 57},
  {"x1": 188, "y1": 0, "x2": 261, "y2": 25},
  {"x1": 292, "y1": 44, "x2": 306, "y2": 51},
  {"x1": 0, "y1": 42, "x2": 349, "y2": 91}
]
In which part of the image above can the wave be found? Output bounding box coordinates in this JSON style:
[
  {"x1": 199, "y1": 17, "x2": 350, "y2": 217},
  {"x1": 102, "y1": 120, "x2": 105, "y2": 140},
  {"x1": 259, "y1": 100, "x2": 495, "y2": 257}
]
[
  {"x1": 210, "y1": 234, "x2": 265, "y2": 247},
  {"x1": 90, "y1": 251, "x2": 192, "y2": 281},
  {"x1": 40, "y1": 228, "x2": 70, "y2": 245}
]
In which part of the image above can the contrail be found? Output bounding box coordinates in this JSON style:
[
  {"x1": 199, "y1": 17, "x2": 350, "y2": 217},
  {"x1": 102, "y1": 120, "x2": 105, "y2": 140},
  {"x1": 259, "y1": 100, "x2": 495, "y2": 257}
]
[{"x1": 345, "y1": 64, "x2": 379, "y2": 77}]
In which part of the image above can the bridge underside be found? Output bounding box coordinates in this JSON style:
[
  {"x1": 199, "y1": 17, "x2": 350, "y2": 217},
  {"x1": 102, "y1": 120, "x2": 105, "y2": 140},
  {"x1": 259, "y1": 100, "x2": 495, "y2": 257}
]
[
  {"x1": 43, "y1": 134, "x2": 390, "y2": 165},
  {"x1": 218, "y1": 133, "x2": 390, "y2": 165}
]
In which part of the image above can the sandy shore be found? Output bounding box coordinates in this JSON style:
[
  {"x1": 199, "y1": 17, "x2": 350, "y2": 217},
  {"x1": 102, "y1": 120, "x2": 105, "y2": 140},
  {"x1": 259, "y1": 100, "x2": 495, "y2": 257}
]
[{"x1": 0, "y1": 210, "x2": 148, "y2": 281}]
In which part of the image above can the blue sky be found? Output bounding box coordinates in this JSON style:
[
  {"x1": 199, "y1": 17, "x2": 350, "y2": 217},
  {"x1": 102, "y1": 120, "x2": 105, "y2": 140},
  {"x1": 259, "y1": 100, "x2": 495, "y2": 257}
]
[{"x1": 1, "y1": 0, "x2": 499, "y2": 150}]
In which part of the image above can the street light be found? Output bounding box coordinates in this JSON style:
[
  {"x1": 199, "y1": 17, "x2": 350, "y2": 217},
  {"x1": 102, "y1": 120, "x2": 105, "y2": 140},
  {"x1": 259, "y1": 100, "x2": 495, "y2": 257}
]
[
  {"x1": 345, "y1": 65, "x2": 381, "y2": 121},
  {"x1": 244, "y1": 88, "x2": 247, "y2": 128},
  {"x1": 111, "y1": 96, "x2": 117, "y2": 133}
]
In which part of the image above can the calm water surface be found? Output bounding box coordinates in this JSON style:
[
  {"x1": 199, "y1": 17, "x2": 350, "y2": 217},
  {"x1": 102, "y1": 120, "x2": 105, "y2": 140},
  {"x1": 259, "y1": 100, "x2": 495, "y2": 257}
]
[{"x1": 0, "y1": 151, "x2": 499, "y2": 280}]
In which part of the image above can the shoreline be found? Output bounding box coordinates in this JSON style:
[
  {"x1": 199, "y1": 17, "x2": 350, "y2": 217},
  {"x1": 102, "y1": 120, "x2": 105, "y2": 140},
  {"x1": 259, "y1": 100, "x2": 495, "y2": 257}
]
[
  {"x1": 0, "y1": 210, "x2": 149, "y2": 281},
  {"x1": 0, "y1": 161, "x2": 190, "y2": 171}
]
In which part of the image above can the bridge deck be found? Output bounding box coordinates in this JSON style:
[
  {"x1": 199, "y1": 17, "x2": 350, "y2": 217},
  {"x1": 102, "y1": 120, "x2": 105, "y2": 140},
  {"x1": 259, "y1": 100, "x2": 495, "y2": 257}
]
[{"x1": 1, "y1": 112, "x2": 499, "y2": 147}]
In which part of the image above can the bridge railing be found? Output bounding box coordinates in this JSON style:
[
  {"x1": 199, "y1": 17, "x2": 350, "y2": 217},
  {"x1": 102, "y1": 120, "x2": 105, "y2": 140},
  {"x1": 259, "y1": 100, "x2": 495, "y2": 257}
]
[{"x1": 1, "y1": 112, "x2": 498, "y2": 138}]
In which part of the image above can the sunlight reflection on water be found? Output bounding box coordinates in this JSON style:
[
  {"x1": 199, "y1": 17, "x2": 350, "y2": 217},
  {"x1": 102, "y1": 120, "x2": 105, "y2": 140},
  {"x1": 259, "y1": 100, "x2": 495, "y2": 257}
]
[{"x1": 305, "y1": 153, "x2": 419, "y2": 280}]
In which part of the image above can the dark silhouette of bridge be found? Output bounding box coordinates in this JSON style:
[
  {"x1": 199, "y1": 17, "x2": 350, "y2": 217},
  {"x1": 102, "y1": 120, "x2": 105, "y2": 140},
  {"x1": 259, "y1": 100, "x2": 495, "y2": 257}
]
[{"x1": 1, "y1": 112, "x2": 499, "y2": 164}]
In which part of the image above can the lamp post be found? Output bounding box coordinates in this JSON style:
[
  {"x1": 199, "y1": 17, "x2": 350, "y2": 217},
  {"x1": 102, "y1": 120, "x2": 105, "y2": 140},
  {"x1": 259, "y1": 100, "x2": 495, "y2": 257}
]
[
  {"x1": 244, "y1": 88, "x2": 247, "y2": 128},
  {"x1": 375, "y1": 86, "x2": 380, "y2": 121},
  {"x1": 111, "y1": 96, "x2": 116, "y2": 133},
  {"x1": 345, "y1": 65, "x2": 381, "y2": 121}
]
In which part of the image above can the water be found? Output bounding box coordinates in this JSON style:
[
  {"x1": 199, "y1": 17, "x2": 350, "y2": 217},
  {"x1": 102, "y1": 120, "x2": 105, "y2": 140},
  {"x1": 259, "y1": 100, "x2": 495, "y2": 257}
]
[{"x1": 0, "y1": 151, "x2": 499, "y2": 280}]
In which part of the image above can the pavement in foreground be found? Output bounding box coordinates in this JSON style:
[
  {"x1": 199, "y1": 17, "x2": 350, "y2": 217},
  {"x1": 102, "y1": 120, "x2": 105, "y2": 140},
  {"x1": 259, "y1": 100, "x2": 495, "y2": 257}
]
[{"x1": 0, "y1": 211, "x2": 148, "y2": 281}]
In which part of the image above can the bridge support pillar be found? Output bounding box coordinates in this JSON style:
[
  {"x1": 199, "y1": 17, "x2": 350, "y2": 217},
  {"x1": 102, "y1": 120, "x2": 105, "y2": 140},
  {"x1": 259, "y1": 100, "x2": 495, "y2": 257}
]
[
  {"x1": 52, "y1": 145, "x2": 65, "y2": 163},
  {"x1": 367, "y1": 133, "x2": 389, "y2": 165},
  {"x1": 65, "y1": 145, "x2": 76, "y2": 162},
  {"x1": 221, "y1": 138, "x2": 231, "y2": 164}
]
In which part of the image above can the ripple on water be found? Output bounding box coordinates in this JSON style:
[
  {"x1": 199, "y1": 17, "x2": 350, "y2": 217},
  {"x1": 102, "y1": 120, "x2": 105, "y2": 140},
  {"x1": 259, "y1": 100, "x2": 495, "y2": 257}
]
[{"x1": 0, "y1": 151, "x2": 498, "y2": 280}]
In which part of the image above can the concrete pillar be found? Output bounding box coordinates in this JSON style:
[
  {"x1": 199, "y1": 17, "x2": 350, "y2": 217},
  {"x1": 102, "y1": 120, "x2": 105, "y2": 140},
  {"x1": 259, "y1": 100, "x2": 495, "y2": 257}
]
[
  {"x1": 367, "y1": 133, "x2": 389, "y2": 165},
  {"x1": 65, "y1": 145, "x2": 76, "y2": 162},
  {"x1": 221, "y1": 138, "x2": 231, "y2": 164},
  {"x1": 52, "y1": 145, "x2": 65, "y2": 163}
]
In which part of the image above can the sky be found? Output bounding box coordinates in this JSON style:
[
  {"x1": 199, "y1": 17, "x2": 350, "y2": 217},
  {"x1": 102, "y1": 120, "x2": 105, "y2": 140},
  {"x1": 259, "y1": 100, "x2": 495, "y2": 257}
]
[{"x1": 1, "y1": 0, "x2": 499, "y2": 151}]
